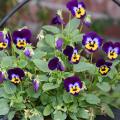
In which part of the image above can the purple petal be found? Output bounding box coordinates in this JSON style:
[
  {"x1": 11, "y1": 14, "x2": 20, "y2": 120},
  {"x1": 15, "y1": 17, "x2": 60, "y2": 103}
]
[
  {"x1": 0, "y1": 72, "x2": 5, "y2": 84},
  {"x1": 13, "y1": 28, "x2": 32, "y2": 44},
  {"x1": 32, "y1": 79, "x2": 39, "y2": 92},
  {"x1": 57, "y1": 61, "x2": 65, "y2": 71},
  {"x1": 56, "y1": 38, "x2": 64, "y2": 50},
  {"x1": 102, "y1": 41, "x2": 113, "y2": 54},
  {"x1": 7, "y1": 68, "x2": 25, "y2": 80},
  {"x1": 64, "y1": 76, "x2": 82, "y2": 93},
  {"x1": 96, "y1": 59, "x2": 105, "y2": 67},
  {"x1": 63, "y1": 45, "x2": 73, "y2": 59},
  {"x1": 114, "y1": 42, "x2": 120, "y2": 54},
  {"x1": 105, "y1": 62, "x2": 112, "y2": 67},
  {"x1": 48, "y1": 57, "x2": 59, "y2": 70},
  {"x1": 51, "y1": 15, "x2": 65, "y2": 25}
]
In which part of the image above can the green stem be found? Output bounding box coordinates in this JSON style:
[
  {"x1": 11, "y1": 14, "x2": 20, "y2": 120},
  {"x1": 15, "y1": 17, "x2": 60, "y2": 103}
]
[{"x1": 80, "y1": 23, "x2": 83, "y2": 33}]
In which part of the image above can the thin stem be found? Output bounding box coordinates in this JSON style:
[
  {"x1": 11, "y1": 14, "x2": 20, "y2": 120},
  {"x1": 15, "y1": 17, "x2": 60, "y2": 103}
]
[
  {"x1": 80, "y1": 23, "x2": 83, "y2": 33},
  {"x1": 112, "y1": 0, "x2": 120, "y2": 6},
  {"x1": 0, "y1": 0, "x2": 30, "y2": 27}
]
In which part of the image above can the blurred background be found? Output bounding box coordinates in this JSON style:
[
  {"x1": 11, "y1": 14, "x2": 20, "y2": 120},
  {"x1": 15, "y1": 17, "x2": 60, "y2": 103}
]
[{"x1": 0, "y1": 0, "x2": 120, "y2": 41}]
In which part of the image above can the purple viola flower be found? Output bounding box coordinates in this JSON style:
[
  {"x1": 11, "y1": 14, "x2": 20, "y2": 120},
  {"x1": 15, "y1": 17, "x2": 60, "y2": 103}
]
[
  {"x1": 96, "y1": 59, "x2": 112, "y2": 76},
  {"x1": 66, "y1": 0, "x2": 86, "y2": 19},
  {"x1": 102, "y1": 41, "x2": 120, "y2": 60},
  {"x1": 32, "y1": 79, "x2": 40, "y2": 92},
  {"x1": 48, "y1": 57, "x2": 65, "y2": 71},
  {"x1": 0, "y1": 71, "x2": 5, "y2": 84},
  {"x1": 82, "y1": 32, "x2": 103, "y2": 53},
  {"x1": 24, "y1": 48, "x2": 34, "y2": 58},
  {"x1": 63, "y1": 45, "x2": 80, "y2": 64},
  {"x1": 51, "y1": 15, "x2": 65, "y2": 25},
  {"x1": 64, "y1": 76, "x2": 83, "y2": 96},
  {"x1": 12, "y1": 28, "x2": 32, "y2": 49},
  {"x1": 7, "y1": 68, "x2": 25, "y2": 84},
  {"x1": 0, "y1": 31, "x2": 11, "y2": 50},
  {"x1": 56, "y1": 38, "x2": 64, "y2": 51}
]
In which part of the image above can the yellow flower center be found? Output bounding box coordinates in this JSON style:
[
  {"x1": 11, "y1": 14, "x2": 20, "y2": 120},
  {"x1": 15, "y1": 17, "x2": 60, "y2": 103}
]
[
  {"x1": 17, "y1": 39, "x2": 27, "y2": 48},
  {"x1": 70, "y1": 85, "x2": 81, "y2": 95},
  {"x1": 11, "y1": 75, "x2": 21, "y2": 84},
  {"x1": 75, "y1": 7, "x2": 86, "y2": 19},
  {"x1": 85, "y1": 41, "x2": 98, "y2": 51},
  {"x1": 71, "y1": 53, "x2": 80, "y2": 63},
  {"x1": 108, "y1": 51, "x2": 118, "y2": 60},
  {"x1": 0, "y1": 42, "x2": 8, "y2": 49},
  {"x1": 99, "y1": 65, "x2": 109, "y2": 75}
]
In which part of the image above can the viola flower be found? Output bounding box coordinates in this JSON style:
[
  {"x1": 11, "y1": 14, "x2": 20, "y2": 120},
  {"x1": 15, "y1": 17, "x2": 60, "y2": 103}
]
[
  {"x1": 66, "y1": 0, "x2": 86, "y2": 19},
  {"x1": 64, "y1": 76, "x2": 83, "y2": 96},
  {"x1": 56, "y1": 38, "x2": 64, "y2": 51},
  {"x1": 12, "y1": 28, "x2": 32, "y2": 49},
  {"x1": 51, "y1": 15, "x2": 65, "y2": 25},
  {"x1": 7, "y1": 68, "x2": 25, "y2": 84},
  {"x1": 96, "y1": 59, "x2": 112, "y2": 76},
  {"x1": 63, "y1": 45, "x2": 80, "y2": 64},
  {"x1": 0, "y1": 30, "x2": 11, "y2": 50},
  {"x1": 48, "y1": 57, "x2": 65, "y2": 71},
  {"x1": 82, "y1": 32, "x2": 103, "y2": 53},
  {"x1": 0, "y1": 71, "x2": 5, "y2": 84},
  {"x1": 102, "y1": 42, "x2": 120, "y2": 60},
  {"x1": 32, "y1": 79, "x2": 40, "y2": 92},
  {"x1": 24, "y1": 48, "x2": 34, "y2": 58}
]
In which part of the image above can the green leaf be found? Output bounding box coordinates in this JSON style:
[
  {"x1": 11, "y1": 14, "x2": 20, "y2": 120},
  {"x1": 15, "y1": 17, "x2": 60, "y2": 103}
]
[
  {"x1": 69, "y1": 104, "x2": 78, "y2": 113},
  {"x1": 64, "y1": 18, "x2": 80, "y2": 33},
  {"x1": 30, "y1": 115, "x2": 44, "y2": 120},
  {"x1": 3, "y1": 81, "x2": 16, "y2": 94},
  {"x1": 86, "y1": 94, "x2": 100, "y2": 105},
  {"x1": 42, "y1": 25, "x2": 60, "y2": 34},
  {"x1": 1, "y1": 56, "x2": 15, "y2": 68},
  {"x1": 0, "y1": 87, "x2": 6, "y2": 97},
  {"x1": 77, "y1": 108, "x2": 89, "y2": 119},
  {"x1": 17, "y1": 60, "x2": 28, "y2": 68},
  {"x1": 42, "y1": 83, "x2": 59, "y2": 92},
  {"x1": 45, "y1": 34, "x2": 55, "y2": 48},
  {"x1": 53, "y1": 111, "x2": 67, "y2": 120},
  {"x1": 8, "y1": 111, "x2": 16, "y2": 120},
  {"x1": 43, "y1": 105, "x2": 53, "y2": 116},
  {"x1": 102, "y1": 104, "x2": 114, "y2": 119},
  {"x1": 97, "y1": 82, "x2": 111, "y2": 92},
  {"x1": 33, "y1": 49, "x2": 46, "y2": 59},
  {"x1": 63, "y1": 91, "x2": 74, "y2": 103},
  {"x1": 33, "y1": 59, "x2": 50, "y2": 72},
  {"x1": 74, "y1": 62, "x2": 96, "y2": 74},
  {"x1": 38, "y1": 75, "x2": 48, "y2": 81},
  {"x1": 0, "y1": 99, "x2": 9, "y2": 115}
]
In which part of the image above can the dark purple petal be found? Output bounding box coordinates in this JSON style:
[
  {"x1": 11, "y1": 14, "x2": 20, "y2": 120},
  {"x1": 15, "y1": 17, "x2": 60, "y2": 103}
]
[
  {"x1": 13, "y1": 28, "x2": 32, "y2": 44},
  {"x1": 56, "y1": 38, "x2": 64, "y2": 50},
  {"x1": 7, "y1": 68, "x2": 25, "y2": 80},
  {"x1": 114, "y1": 42, "x2": 120, "y2": 54},
  {"x1": 96, "y1": 59, "x2": 105, "y2": 67},
  {"x1": 66, "y1": 0, "x2": 78, "y2": 16},
  {"x1": 63, "y1": 45, "x2": 73, "y2": 59},
  {"x1": 51, "y1": 15, "x2": 65, "y2": 25},
  {"x1": 57, "y1": 61, "x2": 65, "y2": 71},
  {"x1": 32, "y1": 79, "x2": 39, "y2": 92},
  {"x1": 0, "y1": 32, "x2": 4, "y2": 42},
  {"x1": 48, "y1": 57, "x2": 59, "y2": 70},
  {"x1": 64, "y1": 76, "x2": 82, "y2": 94},
  {"x1": 102, "y1": 41, "x2": 113, "y2": 54},
  {"x1": 105, "y1": 62, "x2": 112, "y2": 67},
  {"x1": 0, "y1": 72, "x2": 5, "y2": 84}
]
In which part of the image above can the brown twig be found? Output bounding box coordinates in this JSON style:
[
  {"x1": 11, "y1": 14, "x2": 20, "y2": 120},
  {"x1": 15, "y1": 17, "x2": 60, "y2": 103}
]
[{"x1": 112, "y1": 0, "x2": 120, "y2": 6}]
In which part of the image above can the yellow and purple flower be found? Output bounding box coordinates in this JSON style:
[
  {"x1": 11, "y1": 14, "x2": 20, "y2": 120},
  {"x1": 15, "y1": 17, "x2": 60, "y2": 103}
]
[
  {"x1": 64, "y1": 76, "x2": 83, "y2": 96},
  {"x1": 0, "y1": 30, "x2": 11, "y2": 50},
  {"x1": 56, "y1": 38, "x2": 64, "y2": 51},
  {"x1": 102, "y1": 41, "x2": 120, "y2": 60},
  {"x1": 66, "y1": 0, "x2": 86, "y2": 19},
  {"x1": 96, "y1": 59, "x2": 112, "y2": 76},
  {"x1": 48, "y1": 57, "x2": 65, "y2": 71},
  {"x1": 32, "y1": 79, "x2": 40, "y2": 92},
  {"x1": 82, "y1": 32, "x2": 103, "y2": 53},
  {"x1": 12, "y1": 28, "x2": 32, "y2": 49},
  {"x1": 51, "y1": 15, "x2": 65, "y2": 25},
  {"x1": 63, "y1": 45, "x2": 80, "y2": 64},
  {"x1": 7, "y1": 68, "x2": 25, "y2": 84}
]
